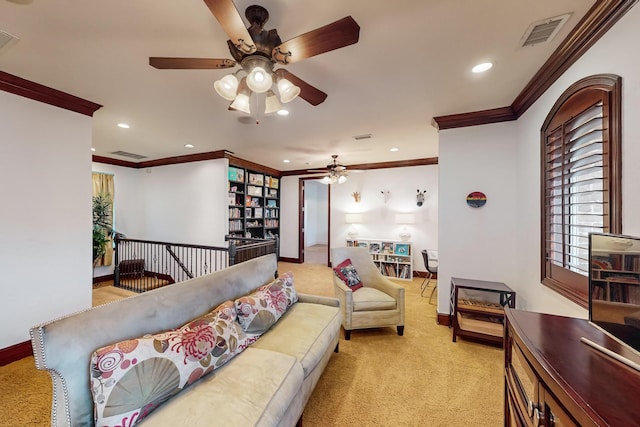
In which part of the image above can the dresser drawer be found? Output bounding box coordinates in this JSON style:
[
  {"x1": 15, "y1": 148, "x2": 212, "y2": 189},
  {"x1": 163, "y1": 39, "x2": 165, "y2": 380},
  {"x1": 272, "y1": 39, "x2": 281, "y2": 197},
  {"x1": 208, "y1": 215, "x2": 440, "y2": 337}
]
[{"x1": 507, "y1": 340, "x2": 538, "y2": 426}]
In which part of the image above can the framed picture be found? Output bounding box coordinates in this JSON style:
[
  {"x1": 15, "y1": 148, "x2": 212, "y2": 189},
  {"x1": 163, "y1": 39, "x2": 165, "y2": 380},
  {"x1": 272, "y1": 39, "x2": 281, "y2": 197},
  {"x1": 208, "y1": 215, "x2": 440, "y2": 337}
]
[
  {"x1": 369, "y1": 242, "x2": 381, "y2": 253},
  {"x1": 394, "y1": 243, "x2": 410, "y2": 256},
  {"x1": 381, "y1": 242, "x2": 394, "y2": 254},
  {"x1": 357, "y1": 241, "x2": 369, "y2": 249}
]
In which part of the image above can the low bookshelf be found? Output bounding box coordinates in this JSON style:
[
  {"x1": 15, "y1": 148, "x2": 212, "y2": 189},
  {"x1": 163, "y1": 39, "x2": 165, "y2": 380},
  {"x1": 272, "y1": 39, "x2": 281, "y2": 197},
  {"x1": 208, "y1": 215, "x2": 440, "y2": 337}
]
[{"x1": 346, "y1": 239, "x2": 413, "y2": 280}]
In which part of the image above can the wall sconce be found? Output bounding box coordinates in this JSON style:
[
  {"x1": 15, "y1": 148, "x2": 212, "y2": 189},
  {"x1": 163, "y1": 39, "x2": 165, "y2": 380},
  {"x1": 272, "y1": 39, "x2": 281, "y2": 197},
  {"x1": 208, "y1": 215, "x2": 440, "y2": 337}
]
[
  {"x1": 352, "y1": 192, "x2": 361, "y2": 203},
  {"x1": 394, "y1": 213, "x2": 416, "y2": 241},
  {"x1": 345, "y1": 213, "x2": 363, "y2": 239},
  {"x1": 417, "y1": 190, "x2": 426, "y2": 207},
  {"x1": 381, "y1": 190, "x2": 391, "y2": 204}
]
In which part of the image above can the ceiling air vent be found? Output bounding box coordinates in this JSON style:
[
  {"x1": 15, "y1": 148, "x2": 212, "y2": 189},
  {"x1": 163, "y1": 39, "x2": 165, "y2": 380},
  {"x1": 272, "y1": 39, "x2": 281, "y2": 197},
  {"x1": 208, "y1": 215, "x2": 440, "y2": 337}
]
[
  {"x1": 521, "y1": 13, "x2": 572, "y2": 47},
  {"x1": 110, "y1": 150, "x2": 148, "y2": 160},
  {"x1": 0, "y1": 30, "x2": 19, "y2": 55},
  {"x1": 353, "y1": 134, "x2": 372, "y2": 141}
]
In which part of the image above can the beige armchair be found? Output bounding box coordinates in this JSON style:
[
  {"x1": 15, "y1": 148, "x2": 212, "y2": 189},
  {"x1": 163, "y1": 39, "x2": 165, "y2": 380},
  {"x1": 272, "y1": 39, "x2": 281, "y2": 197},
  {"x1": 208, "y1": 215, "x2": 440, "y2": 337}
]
[{"x1": 331, "y1": 247, "x2": 405, "y2": 340}]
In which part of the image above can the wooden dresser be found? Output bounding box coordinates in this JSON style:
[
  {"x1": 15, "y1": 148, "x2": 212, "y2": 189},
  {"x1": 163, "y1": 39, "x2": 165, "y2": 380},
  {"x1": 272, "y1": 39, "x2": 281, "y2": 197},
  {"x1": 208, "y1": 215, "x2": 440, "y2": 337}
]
[{"x1": 504, "y1": 308, "x2": 640, "y2": 426}]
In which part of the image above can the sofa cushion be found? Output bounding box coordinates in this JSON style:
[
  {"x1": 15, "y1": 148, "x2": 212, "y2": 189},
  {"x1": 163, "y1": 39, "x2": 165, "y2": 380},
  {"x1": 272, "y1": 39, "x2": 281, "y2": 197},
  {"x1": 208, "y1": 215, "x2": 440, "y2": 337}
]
[
  {"x1": 140, "y1": 348, "x2": 304, "y2": 427},
  {"x1": 251, "y1": 302, "x2": 341, "y2": 378},
  {"x1": 352, "y1": 287, "x2": 397, "y2": 311},
  {"x1": 89, "y1": 300, "x2": 254, "y2": 427},
  {"x1": 235, "y1": 273, "x2": 298, "y2": 335},
  {"x1": 333, "y1": 258, "x2": 364, "y2": 291}
]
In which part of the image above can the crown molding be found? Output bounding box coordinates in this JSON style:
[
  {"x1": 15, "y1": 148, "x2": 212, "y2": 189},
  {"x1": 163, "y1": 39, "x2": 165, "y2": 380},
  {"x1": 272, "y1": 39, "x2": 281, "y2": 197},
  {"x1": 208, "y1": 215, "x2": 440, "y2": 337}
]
[
  {"x1": 432, "y1": 0, "x2": 638, "y2": 131},
  {"x1": 0, "y1": 71, "x2": 101, "y2": 116}
]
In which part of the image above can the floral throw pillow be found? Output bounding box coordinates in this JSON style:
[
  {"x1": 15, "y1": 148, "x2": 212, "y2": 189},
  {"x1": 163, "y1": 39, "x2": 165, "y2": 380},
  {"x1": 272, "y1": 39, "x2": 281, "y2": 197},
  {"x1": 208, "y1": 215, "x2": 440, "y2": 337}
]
[
  {"x1": 235, "y1": 272, "x2": 298, "y2": 335},
  {"x1": 90, "y1": 300, "x2": 256, "y2": 427},
  {"x1": 333, "y1": 258, "x2": 364, "y2": 291}
]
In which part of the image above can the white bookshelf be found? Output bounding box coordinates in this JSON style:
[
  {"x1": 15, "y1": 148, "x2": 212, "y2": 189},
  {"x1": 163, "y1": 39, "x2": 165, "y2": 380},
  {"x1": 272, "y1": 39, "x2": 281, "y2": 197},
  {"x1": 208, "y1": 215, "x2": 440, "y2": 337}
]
[{"x1": 346, "y1": 239, "x2": 413, "y2": 280}]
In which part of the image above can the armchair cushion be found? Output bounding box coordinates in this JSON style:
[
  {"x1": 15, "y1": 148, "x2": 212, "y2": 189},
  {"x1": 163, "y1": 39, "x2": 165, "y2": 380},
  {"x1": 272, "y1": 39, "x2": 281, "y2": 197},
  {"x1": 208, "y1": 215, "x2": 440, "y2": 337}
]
[
  {"x1": 352, "y1": 287, "x2": 397, "y2": 311},
  {"x1": 332, "y1": 259, "x2": 364, "y2": 291}
]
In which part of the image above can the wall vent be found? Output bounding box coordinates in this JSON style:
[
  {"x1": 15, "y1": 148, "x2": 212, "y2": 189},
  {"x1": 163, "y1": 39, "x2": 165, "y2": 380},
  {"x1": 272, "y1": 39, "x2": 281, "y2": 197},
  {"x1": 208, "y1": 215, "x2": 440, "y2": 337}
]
[
  {"x1": 521, "y1": 13, "x2": 572, "y2": 47},
  {"x1": 0, "y1": 30, "x2": 19, "y2": 55},
  {"x1": 110, "y1": 150, "x2": 148, "y2": 160},
  {"x1": 353, "y1": 134, "x2": 373, "y2": 141}
]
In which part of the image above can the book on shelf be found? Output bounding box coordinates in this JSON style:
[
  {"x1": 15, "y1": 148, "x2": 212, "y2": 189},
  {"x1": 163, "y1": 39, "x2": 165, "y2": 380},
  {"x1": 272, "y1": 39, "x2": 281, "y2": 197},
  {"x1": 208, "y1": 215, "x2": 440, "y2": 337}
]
[{"x1": 254, "y1": 207, "x2": 263, "y2": 219}]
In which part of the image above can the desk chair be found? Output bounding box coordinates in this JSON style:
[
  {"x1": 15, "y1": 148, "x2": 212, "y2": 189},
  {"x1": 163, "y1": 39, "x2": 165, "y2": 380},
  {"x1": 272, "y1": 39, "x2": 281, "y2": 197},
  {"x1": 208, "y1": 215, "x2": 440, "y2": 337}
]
[{"x1": 421, "y1": 249, "x2": 438, "y2": 303}]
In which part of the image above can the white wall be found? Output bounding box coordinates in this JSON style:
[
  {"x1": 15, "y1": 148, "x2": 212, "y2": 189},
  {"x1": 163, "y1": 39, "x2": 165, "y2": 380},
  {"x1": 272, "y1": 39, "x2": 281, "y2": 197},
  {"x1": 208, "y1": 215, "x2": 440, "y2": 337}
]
[
  {"x1": 438, "y1": 5, "x2": 640, "y2": 318},
  {"x1": 304, "y1": 180, "x2": 328, "y2": 246},
  {"x1": 438, "y1": 123, "x2": 518, "y2": 312},
  {"x1": 280, "y1": 165, "x2": 439, "y2": 270},
  {"x1": 0, "y1": 91, "x2": 93, "y2": 349},
  {"x1": 92, "y1": 159, "x2": 228, "y2": 247},
  {"x1": 137, "y1": 160, "x2": 229, "y2": 246}
]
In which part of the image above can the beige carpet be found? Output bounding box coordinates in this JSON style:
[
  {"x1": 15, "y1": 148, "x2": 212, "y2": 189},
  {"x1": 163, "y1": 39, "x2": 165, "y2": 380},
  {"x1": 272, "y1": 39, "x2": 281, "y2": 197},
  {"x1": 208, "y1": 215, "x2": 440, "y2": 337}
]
[{"x1": 0, "y1": 262, "x2": 503, "y2": 426}]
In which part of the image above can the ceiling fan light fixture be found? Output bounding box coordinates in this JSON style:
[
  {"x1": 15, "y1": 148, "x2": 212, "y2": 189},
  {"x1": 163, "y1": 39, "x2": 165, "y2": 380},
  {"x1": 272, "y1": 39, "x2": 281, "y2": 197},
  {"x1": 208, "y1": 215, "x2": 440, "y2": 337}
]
[
  {"x1": 246, "y1": 66, "x2": 273, "y2": 93},
  {"x1": 214, "y1": 74, "x2": 239, "y2": 101},
  {"x1": 264, "y1": 90, "x2": 282, "y2": 114},
  {"x1": 277, "y1": 78, "x2": 300, "y2": 103},
  {"x1": 338, "y1": 175, "x2": 347, "y2": 184}
]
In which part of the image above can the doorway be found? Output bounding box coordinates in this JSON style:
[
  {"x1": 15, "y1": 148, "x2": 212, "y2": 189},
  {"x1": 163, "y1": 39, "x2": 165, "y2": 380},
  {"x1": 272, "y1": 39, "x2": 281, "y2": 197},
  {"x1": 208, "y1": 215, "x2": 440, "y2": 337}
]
[{"x1": 298, "y1": 178, "x2": 330, "y2": 266}]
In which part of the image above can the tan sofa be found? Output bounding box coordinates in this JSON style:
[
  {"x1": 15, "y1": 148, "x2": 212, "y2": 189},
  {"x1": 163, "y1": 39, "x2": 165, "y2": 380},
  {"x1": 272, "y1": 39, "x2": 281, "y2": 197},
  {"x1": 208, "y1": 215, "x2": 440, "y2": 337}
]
[
  {"x1": 30, "y1": 254, "x2": 341, "y2": 426},
  {"x1": 332, "y1": 247, "x2": 405, "y2": 340}
]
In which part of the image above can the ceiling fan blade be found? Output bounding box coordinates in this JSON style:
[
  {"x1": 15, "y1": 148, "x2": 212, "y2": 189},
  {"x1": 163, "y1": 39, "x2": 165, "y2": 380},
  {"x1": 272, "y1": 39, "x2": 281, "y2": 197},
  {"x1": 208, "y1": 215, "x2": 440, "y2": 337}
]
[
  {"x1": 203, "y1": 0, "x2": 256, "y2": 55},
  {"x1": 276, "y1": 69, "x2": 327, "y2": 106},
  {"x1": 272, "y1": 16, "x2": 360, "y2": 65},
  {"x1": 149, "y1": 57, "x2": 236, "y2": 69}
]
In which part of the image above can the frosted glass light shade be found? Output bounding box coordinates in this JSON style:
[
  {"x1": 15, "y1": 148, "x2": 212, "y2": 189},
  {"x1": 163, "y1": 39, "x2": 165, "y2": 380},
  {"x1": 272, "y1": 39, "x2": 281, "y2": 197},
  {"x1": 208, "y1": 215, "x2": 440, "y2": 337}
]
[
  {"x1": 230, "y1": 93, "x2": 251, "y2": 114},
  {"x1": 214, "y1": 74, "x2": 239, "y2": 101},
  {"x1": 394, "y1": 214, "x2": 416, "y2": 224},
  {"x1": 277, "y1": 78, "x2": 300, "y2": 103},
  {"x1": 345, "y1": 213, "x2": 363, "y2": 224},
  {"x1": 246, "y1": 67, "x2": 273, "y2": 93},
  {"x1": 264, "y1": 90, "x2": 282, "y2": 114},
  {"x1": 338, "y1": 175, "x2": 347, "y2": 184}
]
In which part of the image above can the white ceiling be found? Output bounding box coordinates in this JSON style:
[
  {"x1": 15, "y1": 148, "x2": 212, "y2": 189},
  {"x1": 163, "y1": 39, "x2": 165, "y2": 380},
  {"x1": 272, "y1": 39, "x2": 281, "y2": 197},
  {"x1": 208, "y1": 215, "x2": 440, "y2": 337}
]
[{"x1": 0, "y1": 0, "x2": 594, "y2": 171}]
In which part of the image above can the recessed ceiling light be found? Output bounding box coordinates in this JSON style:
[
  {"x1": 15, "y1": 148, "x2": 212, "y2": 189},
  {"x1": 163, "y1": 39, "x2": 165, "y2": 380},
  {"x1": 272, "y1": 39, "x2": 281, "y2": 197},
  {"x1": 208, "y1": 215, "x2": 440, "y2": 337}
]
[
  {"x1": 277, "y1": 109, "x2": 289, "y2": 116},
  {"x1": 472, "y1": 62, "x2": 493, "y2": 73},
  {"x1": 184, "y1": 144, "x2": 194, "y2": 148},
  {"x1": 390, "y1": 147, "x2": 399, "y2": 152},
  {"x1": 91, "y1": 147, "x2": 96, "y2": 152},
  {"x1": 283, "y1": 159, "x2": 290, "y2": 163},
  {"x1": 117, "y1": 123, "x2": 130, "y2": 129}
]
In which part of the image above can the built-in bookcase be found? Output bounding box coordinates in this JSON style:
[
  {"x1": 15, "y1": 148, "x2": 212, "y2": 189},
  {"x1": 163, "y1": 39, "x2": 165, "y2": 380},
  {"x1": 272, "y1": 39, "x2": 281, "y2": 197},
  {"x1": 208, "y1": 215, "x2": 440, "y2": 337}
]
[
  {"x1": 346, "y1": 239, "x2": 413, "y2": 280},
  {"x1": 228, "y1": 166, "x2": 279, "y2": 239}
]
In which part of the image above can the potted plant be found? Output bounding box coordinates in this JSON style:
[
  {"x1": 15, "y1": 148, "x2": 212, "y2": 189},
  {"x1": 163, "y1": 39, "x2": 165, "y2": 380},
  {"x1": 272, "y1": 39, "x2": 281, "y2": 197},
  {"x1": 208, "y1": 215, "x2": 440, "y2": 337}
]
[{"x1": 92, "y1": 193, "x2": 112, "y2": 264}]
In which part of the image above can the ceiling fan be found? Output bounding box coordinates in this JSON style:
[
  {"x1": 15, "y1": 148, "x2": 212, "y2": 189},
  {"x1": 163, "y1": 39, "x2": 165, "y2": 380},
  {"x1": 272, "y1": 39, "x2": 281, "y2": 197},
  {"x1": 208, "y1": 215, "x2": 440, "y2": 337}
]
[
  {"x1": 149, "y1": 0, "x2": 360, "y2": 111},
  {"x1": 308, "y1": 154, "x2": 358, "y2": 184}
]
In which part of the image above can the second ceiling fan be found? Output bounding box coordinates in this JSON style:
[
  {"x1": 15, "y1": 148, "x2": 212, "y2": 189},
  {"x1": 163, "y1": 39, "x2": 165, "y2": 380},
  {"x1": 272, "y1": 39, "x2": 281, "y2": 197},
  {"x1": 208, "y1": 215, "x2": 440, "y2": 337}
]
[{"x1": 149, "y1": 0, "x2": 360, "y2": 109}]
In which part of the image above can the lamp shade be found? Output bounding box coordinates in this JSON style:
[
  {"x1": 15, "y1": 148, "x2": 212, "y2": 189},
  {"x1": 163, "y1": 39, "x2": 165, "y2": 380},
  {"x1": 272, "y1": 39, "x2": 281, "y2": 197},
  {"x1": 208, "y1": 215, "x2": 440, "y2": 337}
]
[
  {"x1": 230, "y1": 93, "x2": 251, "y2": 114},
  {"x1": 214, "y1": 74, "x2": 239, "y2": 101},
  {"x1": 395, "y1": 214, "x2": 416, "y2": 225},
  {"x1": 277, "y1": 78, "x2": 301, "y2": 103},
  {"x1": 264, "y1": 90, "x2": 282, "y2": 114},
  {"x1": 345, "y1": 213, "x2": 363, "y2": 224}
]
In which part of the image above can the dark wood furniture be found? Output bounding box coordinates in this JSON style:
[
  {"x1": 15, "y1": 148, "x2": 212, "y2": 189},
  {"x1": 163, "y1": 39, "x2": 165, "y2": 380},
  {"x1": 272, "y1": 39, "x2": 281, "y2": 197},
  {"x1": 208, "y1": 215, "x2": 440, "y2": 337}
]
[
  {"x1": 450, "y1": 277, "x2": 515, "y2": 345},
  {"x1": 504, "y1": 308, "x2": 640, "y2": 426}
]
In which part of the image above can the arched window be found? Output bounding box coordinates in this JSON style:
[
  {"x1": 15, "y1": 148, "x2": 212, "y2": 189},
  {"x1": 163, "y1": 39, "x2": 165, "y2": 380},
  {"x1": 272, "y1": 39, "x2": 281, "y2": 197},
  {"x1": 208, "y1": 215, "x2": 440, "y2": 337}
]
[{"x1": 541, "y1": 74, "x2": 622, "y2": 307}]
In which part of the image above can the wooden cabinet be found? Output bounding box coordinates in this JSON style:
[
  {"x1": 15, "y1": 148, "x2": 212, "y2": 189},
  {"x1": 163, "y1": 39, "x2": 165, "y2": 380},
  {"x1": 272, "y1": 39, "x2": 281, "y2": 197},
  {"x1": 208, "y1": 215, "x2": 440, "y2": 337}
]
[
  {"x1": 450, "y1": 277, "x2": 515, "y2": 345},
  {"x1": 504, "y1": 308, "x2": 640, "y2": 426},
  {"x1": 228, "y1": 166, "x2": 279, "y2": 240},
  {"x1": 345, "y1": 239, "x2": 413, "y2": 280}
]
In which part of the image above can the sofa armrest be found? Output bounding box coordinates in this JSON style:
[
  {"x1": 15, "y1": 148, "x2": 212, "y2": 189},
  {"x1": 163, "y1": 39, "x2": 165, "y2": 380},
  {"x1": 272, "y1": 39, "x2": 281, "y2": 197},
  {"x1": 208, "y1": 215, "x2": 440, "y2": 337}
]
[{"x1": 297, "y1": 293, "x2": 340, "y2": 307}]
